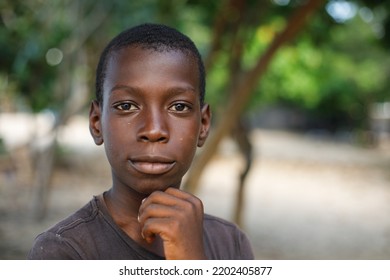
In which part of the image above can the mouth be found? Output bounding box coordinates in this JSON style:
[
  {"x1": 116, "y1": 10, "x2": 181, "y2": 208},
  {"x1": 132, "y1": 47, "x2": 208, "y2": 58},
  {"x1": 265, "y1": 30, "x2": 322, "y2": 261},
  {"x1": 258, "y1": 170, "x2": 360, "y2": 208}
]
[{"x1": 129, "y1": 155, "x2": 176, "y2": 175}]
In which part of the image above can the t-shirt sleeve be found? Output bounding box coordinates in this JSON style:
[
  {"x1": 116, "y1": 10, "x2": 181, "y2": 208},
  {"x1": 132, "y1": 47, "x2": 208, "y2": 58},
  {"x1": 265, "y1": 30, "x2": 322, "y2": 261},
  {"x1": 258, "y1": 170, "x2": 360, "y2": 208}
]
[
  {"x1": 237, "y1": 229, "x2": 255, "y2": 260},
  {"x1": 27, "y1": 231, "x2": 81, "y2": 260},
  {"x1": 203, "y1": 214, "x2": 255, "y2": 260}
]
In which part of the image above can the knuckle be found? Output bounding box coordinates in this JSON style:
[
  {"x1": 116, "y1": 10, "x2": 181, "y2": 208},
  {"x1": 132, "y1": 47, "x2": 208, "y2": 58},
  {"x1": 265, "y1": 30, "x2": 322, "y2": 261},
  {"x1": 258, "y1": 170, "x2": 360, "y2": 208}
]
[
  {"x1": 187, "y1": 196, "x2": 203, "y2": 210},
  {"x1": 180, "y1": 200, "x2": 197, "y2": 215}
]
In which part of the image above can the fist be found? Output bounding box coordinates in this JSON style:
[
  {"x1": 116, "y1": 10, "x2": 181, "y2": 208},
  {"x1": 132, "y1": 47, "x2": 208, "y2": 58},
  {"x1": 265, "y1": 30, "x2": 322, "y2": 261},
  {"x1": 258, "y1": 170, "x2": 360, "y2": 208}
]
[{"x1": 138, "y1": 188, "x2": 207, "y2": 259}]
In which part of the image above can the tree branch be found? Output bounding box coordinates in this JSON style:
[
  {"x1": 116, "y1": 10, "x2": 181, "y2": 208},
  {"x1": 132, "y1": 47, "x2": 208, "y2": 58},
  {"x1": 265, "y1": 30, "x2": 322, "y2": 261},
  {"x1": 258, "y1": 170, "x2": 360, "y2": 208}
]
[{"x1": 184, "y1": 0, "x2": 325, "y2": 193}]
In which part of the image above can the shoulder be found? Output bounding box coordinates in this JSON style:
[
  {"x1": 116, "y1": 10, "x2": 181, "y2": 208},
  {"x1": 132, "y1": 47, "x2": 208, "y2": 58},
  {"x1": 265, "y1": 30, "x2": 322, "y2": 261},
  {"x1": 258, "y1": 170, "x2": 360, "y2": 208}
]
[
  {"x1": 204, "y1": 213, "x2": 237, "y2": 226},
  {"x1": 203, "y1": 213, "x2": 247, "y2": 240},
  {"x1": 27, "y1": 230, "x2": 80, "y2": 259},
  {"x1": 203, "y1": 213, "x2": 254, "y2": 260},
  {"x1": 28, "y1": 197, "x2": 100, "y2": 259},
  {"x1": 44, "y1": 197, "x2": 99, "y2": 236}
]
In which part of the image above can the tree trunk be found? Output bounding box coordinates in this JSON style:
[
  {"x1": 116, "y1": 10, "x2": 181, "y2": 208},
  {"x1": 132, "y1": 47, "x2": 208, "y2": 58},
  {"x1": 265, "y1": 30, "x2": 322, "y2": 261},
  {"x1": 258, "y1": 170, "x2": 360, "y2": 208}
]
[{"x1": 232, "y1": 119, "x2": 253, "y2": 226}]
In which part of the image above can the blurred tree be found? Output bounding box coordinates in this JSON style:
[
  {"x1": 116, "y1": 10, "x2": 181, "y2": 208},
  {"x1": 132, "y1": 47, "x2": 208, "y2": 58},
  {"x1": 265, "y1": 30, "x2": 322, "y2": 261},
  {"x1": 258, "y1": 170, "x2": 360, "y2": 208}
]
[
  {"x1": 184, "y1": 0, "x2": 390, "y2": 224},
  {"x1": 250, "y1": 0, "x2": 390, "y2": 132},
  {"x1": 0, "y1": 0, "x2": 117, "y2": 219},
  {"x1": 183, "y1": 0, "x2": 325, "y2": 226}
]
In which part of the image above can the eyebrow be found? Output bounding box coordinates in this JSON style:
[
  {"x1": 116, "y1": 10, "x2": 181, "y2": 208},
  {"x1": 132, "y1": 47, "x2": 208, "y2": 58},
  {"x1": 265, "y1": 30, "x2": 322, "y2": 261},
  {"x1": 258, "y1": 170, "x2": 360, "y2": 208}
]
[
  {"x1": 109, "y1": 84, "x2": 197, "y2": 95},
  {"x1": 109, "y1": 85, "x2": 137, "y2": 94}
]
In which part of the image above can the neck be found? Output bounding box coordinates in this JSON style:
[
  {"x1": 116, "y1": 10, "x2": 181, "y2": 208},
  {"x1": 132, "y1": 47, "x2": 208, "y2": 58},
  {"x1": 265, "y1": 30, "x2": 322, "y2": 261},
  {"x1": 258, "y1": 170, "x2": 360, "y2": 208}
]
[
  {"x1": 103, "y1": 186, "x2": 165, "y2": 257},
  {"x1": 104, "y1": 186, "x2": 145, "y2": 221}
]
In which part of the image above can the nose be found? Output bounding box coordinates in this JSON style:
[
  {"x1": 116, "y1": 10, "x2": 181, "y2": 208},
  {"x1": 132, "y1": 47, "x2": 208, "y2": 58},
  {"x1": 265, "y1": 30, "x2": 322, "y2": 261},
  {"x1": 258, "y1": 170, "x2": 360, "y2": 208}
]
[{"x1": 136, "y1": 108, "x2": 169, "y2": 143}]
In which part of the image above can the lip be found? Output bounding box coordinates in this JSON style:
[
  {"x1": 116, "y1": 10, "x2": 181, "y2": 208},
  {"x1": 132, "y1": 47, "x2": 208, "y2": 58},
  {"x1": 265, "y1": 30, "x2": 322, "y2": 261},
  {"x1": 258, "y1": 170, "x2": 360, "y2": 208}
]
[{"x1": 129, "y1": 155, "x2": 176, "y2": 175}]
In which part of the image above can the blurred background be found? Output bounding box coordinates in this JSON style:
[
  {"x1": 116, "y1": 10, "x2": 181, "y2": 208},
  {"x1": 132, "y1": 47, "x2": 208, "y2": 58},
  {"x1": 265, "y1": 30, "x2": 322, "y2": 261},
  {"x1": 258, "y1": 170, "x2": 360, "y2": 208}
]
[{"x1": 0, "y1": 0, "x2": 389, "y2": 259}]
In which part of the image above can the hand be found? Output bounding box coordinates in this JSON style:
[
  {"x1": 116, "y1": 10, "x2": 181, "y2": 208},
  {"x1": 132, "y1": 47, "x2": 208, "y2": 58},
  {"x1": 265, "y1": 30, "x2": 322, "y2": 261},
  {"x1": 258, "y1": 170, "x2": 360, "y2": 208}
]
[{"x1": 138, "y1": 187, "x2": 206, "y2": 260}]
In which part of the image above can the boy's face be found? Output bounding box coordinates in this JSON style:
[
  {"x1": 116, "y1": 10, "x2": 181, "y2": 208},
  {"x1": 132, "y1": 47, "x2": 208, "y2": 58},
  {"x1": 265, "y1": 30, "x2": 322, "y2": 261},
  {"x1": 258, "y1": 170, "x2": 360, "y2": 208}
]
[{"x1": 90, "y1": 46, "x2": 210, "y2": 195}]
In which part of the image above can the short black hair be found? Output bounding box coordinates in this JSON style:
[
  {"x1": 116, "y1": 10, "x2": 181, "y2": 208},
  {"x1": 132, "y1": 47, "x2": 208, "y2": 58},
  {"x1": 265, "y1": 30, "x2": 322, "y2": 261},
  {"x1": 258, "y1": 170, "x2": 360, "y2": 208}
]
[{"x1": 95, "y1": 23, "x2": 206, "y2": 106}]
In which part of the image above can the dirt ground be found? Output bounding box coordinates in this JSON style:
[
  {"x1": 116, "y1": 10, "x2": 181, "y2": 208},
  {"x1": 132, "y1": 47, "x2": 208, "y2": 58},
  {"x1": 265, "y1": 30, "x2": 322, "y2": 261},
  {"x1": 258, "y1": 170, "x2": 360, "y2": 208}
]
[{"x1": 1, "y1": 122, "x2": 390, "y2": 259}]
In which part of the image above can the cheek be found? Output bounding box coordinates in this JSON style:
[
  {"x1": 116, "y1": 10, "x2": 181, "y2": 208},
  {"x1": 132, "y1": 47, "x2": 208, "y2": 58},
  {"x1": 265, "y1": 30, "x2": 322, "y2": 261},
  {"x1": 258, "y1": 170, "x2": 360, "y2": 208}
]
[
  {"x1": 175, "y1": 121, "x2": 200, "y2": 144},
  {"x1": 174, "y1": 127, "x2": 200, "y2": 162},
  {"x1": 102, "y1": 120, "x2": 129, "y2": 158}
]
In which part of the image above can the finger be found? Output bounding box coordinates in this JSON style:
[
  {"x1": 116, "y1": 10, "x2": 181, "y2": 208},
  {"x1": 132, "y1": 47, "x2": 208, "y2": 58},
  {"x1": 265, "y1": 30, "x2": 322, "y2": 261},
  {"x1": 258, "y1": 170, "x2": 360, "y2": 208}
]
[
  {"x1": 141, "y1": 217, "x2": 176, "y2": 243},
  {"x1": 138, "y1": 190, "x2": 182, "y2": 216},
  {"x1": 164, "y1": 188, "x2": 204, "y2": 211},
  {"x1": 138, "y1": 203, "x2": 177, "y2": 225},
  {"x1": 139, "y1": 192, "x2": 203, "y2": 224},
  {"x1": 141, "y1": 190, "x2": 179, "y2": 206},
  {"x1": 142, "y1": 231, "x2": 156, "y2": 244},
  {"x1": 164, "y1": 187, "x2": 194, "y2": 200},
  {"x1": 138, "y1": 202, "x2": 179, "y2": 244},
  {"x1": 142, "y1": 217, "x2": 206, "y2": 259},
  {"x1": 138, "y1": 189, "x2": 204, "y2": 243}
]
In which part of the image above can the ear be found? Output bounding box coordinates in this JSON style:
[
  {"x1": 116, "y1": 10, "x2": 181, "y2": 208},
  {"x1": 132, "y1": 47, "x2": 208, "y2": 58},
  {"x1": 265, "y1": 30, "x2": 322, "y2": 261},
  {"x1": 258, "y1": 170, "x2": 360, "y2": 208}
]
[
  {"x1": 197, "y1": 104, "x2": 211, "y2": 147},
  {"x1": 89, "y1": 100, "x2": 104, "y2": 145}
]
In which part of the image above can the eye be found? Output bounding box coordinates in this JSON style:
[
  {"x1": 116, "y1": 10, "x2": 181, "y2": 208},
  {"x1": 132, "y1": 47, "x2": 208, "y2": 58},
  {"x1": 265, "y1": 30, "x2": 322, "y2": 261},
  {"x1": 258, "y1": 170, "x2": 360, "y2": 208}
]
[
  {"x1": 114, "y1": 102, "x2": 138, "y2": 111},
  {"x1": 169, "y1": 103, "x2": 190, "y2": 112}
]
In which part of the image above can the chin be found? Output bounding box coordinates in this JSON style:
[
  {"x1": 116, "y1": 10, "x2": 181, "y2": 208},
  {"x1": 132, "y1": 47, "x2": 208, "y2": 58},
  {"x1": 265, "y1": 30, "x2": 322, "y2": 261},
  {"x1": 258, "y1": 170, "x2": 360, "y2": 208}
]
[{"x1": 135, "y1": 180, "x2": 181, "y2": 195}]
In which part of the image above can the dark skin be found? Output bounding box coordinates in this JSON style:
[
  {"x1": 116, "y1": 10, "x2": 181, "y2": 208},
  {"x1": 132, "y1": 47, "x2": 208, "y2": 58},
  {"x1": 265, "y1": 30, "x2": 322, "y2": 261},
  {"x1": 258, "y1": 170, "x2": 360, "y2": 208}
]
[{"x1": 89, "y1": 46, "x2": 211, "y2": 259}]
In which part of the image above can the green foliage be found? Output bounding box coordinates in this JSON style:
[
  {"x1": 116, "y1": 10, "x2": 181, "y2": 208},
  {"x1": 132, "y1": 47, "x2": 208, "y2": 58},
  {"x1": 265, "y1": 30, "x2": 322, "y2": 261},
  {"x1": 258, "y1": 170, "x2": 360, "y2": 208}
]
[
  {"x1": 1, "y1": 0, "x2": 389, "y2": 131},
  {"x1": 0, "y1": 0, "x2": 213, "y2": 112},
  {"x1": 205, "y1": 1, "x2": 390, "y2": 130}
]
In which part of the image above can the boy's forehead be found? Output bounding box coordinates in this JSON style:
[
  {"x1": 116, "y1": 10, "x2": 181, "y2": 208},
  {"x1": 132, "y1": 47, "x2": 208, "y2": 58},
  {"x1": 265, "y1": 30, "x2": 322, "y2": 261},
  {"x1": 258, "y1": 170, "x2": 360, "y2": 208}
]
[
  {"x1": 102, "y1": 46, "x2": 201, "y2": 99},
  {"x1": 107, "y1": 46, "x2": 198, "y2": 77},
  {"x1": 106, "y1": 46, "x2": 199, "y2": 78}
]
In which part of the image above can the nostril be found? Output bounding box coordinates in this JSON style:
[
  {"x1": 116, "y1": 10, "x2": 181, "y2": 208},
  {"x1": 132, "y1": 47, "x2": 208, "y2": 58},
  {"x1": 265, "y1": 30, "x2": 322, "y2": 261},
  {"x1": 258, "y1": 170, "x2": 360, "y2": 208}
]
[
  {"x1": 157, "y1": 136, "x2": 168, "y2": 143},
  {"x1": 137, "y1": 131, "x2": 169, "y2": 143}
]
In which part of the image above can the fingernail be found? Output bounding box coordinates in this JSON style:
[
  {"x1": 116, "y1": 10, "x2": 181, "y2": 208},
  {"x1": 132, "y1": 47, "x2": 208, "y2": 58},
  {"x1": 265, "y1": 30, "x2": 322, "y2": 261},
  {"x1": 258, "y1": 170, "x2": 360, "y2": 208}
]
[
  {"x1": 137, "y1": 214, "x2": 140, "y2": 222},
  {"x1": 141, "y1": 198, "x2": 146, "y2": 204}
]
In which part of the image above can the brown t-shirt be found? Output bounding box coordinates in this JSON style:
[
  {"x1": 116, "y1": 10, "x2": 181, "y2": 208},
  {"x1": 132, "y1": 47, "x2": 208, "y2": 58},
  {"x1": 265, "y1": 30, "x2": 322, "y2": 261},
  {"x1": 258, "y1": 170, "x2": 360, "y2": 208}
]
[{"x1": 28, "y1": 194, "x2": 254, "y2": 260}]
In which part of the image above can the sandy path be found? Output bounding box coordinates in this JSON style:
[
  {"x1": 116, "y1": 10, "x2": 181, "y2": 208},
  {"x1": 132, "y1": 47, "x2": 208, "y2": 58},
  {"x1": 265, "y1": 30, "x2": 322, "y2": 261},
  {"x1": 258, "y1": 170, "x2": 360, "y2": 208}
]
[{"x1": 198, "y1": 130, "x2": 390, "y2": 259}]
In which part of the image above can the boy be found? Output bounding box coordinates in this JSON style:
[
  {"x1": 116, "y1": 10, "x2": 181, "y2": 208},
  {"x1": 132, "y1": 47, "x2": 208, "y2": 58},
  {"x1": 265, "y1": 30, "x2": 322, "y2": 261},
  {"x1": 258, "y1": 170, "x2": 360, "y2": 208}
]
[{"x1": 28, "y1": 23, "x2": 254, "y2": 260}]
